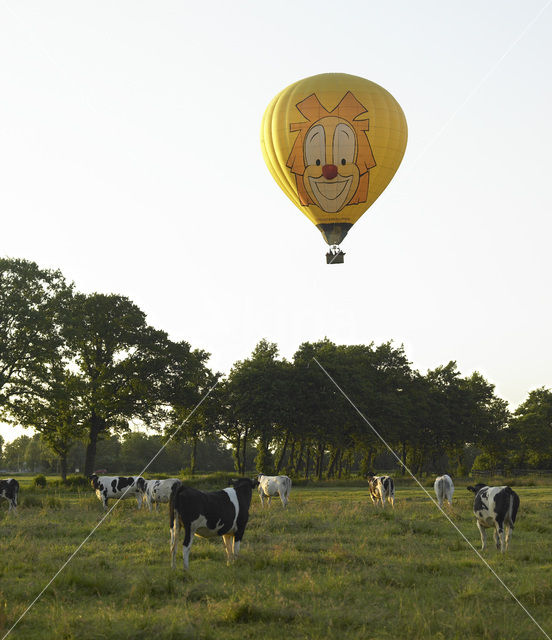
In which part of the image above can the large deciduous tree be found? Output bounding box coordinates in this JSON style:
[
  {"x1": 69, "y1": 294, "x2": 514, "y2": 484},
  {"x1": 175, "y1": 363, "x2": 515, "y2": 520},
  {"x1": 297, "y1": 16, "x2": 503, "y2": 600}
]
[
  {"x1": 0, "y1": 258, "x2": 71, "y2": 418},
  {"x1": 63, "y1": 292, "x2": 199, "y2": 477}
]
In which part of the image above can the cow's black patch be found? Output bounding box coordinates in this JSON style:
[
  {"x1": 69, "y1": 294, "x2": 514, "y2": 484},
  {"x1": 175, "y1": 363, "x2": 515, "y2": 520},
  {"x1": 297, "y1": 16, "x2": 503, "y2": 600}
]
[
  {"x1": 116, "y1": 477, "x2": 134, "y2": 491},
  {"x1": 473, "y1": 490, "x2": 488, "y2": 513},
  {"x1": 0, "y1": 479, "x2": 19, "y2": 509}
]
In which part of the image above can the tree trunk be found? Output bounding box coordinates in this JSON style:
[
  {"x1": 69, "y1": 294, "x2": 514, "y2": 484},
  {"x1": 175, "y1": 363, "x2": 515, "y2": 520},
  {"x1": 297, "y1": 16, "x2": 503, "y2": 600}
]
[
  {"x1": 60, "y1": 453, "x2": 68, "y2": 482},
  {"x1": 337, "y1": 450, "x2": 344, "y2": 479},
  {"x1": 232, "y1": 427, "x2": 242, "y2": 474},
  {"x1": 84, "y1": 414, "x2": 104, "y2": 477},
  {"x1": 304, "y1": 447, "x2": 311, "y2": 480},
  {"x1": 242, "y1": 427, "x2": 248, "y2": 475},
  {"x1": 316, "y1": 442, "x2": 325, "y2": 481},
  {"x1": 287, "y1": 438, "x2": 296, "y2": 474},
  {"x1": 275, "y1": 431, "x2": 289, "y2": 474},
  {"x1": 326, "y1": 448, "x2": 339, "y2": 478},
  {"x1": 190, "y1": 436, "x2": 198, "y2": 476},
  {"x1": 295, "y1": 440, "x2": 305, "y2": 475}
]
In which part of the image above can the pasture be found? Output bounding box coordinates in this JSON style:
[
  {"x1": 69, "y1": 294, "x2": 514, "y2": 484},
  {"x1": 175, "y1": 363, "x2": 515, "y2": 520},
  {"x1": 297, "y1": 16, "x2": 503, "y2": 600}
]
[{"x1": 1, "y1": 477, "x2": 551, "y2": 640}]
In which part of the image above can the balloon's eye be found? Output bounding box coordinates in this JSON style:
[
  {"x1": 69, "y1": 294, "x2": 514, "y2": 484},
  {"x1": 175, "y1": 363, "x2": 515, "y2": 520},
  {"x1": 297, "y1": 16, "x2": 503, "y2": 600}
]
[
  {"x1": 316, "y1": 159, "x2": 321, "y2": 166},
  {"x1": 341, "y1": 159, "x2": 346, "y2": 165}
]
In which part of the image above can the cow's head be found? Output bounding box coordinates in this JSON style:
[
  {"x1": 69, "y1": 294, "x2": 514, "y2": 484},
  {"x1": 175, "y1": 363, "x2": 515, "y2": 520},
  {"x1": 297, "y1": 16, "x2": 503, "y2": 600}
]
[
  {"x1": 467, "y1": 484, "x2": 487, "y2": 494},
  {"x1": 232, "y1": 478, "x2": 259, "y2": 490},
  {"x1": 135, "y1": 477, "x2": 147, "y2": 493},
  {"x1": 88, "y1": 474, "x2": 100, "y2": 490}
]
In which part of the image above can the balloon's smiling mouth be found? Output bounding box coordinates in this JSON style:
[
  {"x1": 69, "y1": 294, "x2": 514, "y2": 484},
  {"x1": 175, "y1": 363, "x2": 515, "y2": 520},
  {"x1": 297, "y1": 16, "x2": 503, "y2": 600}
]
[{"x1": 309, "y1": 176, "x2": 353, "y2": 212}]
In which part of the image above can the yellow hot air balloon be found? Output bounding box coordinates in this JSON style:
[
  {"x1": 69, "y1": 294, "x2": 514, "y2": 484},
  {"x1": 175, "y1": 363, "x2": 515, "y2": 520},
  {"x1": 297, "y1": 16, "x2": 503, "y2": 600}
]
[{"x1": 261, "y1": 73, "x2": 407, "y2": 263}]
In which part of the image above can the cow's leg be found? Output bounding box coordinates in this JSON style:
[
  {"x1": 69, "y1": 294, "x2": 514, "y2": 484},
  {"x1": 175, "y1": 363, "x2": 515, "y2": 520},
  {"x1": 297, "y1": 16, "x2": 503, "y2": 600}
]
[
  {"x1": 505, "y1": 522, "x2": 513, "y2": 551},
  {"x1": 259, "y1": 492, "x2": 265, "y2": 507},
  {"x1": 267, "y1": 496, "x2": 272, "y2": 507},
  {"x1": 477, "y1": 521, "x2": 487, "y2": 550},
  {"x1": 170, "y1": 518, "x2": 181, "y2": 569},
  {"x1": 495, "y1": 523, "x2": 506, "y2": 552},
  {"x1": 181, "y1": 523, "x2": 194, "y2": 570},
  {"x1": 222, "y1": 534, "x2": 234, "y2": 564},
  {"x1": 232, "y1": 537, "x2": 241, "y2": 558},
  {"x1": 279, "y1": 490, "x2": 287, "y2": 508},
  {"x1": 136, "y1": 493, "x2": 143, "y2": 509}
]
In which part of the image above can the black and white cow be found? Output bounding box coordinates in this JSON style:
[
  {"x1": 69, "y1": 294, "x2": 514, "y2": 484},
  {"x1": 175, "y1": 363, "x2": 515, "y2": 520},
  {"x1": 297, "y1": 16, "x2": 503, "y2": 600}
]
[
  {"x1": 89, "y1": 475, "x2": 145, "y2": 510},
  {"x1": 467, "y1": 484, "x2": 520, "y2": 553},
  {"x1": 169, "y1": 478, "x2": 258, "y2": 570},
  {"x1": 0, "y1": 478, "x2": 19, "y2": 512},
  {"x1": 434, "y1": 474, "x2": 454, "y2": 508},
  {"x1": 257, "y1": 474, "x2": 292, "y2": 508},
  {"x1": 139, "y1": 478, "x2": 180, "y2": 512},
  {"x1": 367, "y1": 472, "x2": 395, "y2": 508}
]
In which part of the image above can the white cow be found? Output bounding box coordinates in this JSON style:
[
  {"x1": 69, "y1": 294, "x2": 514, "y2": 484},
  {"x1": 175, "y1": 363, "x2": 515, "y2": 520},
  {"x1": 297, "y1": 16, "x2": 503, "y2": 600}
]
[
  {"x1": 140, "y1": 478, "x2": 180, "y2": 512},
  {"x1": 434, "y1": 474, "x2": 454, "y2": 508},
  {"x1": 257, "y1": 474, "x2": 292, "y2": 508}
]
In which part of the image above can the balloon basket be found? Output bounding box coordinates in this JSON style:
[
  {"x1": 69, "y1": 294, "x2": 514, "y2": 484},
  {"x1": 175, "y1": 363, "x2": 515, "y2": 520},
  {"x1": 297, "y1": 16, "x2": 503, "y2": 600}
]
[{"x1": 326, "y1": 247, "x2": 345, "y2": 264}]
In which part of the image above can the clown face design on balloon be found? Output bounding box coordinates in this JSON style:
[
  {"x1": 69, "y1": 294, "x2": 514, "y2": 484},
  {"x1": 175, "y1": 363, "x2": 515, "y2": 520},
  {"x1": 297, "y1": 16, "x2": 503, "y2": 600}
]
[{"x1": 286, "y1": 92, "x2": 376, "y2": 214}]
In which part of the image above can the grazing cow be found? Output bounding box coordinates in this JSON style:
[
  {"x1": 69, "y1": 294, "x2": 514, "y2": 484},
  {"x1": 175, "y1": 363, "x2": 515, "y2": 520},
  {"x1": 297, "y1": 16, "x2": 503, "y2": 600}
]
[
  {"x1": 89, "y1": 475, "x2": 145, "y2": 510},
  {"x1": 467, "y1": 484, "x2": 520, "y2": 553},
  {"x1": 170, "y1": 478, "x2": 258, "y2": 570},
  {"x1": 257, "y1": 474, "x2": 292, "y2": 508},
  {"x1": 138, "y1": 478, "x2": 180, "y2": 512},
  {"x1": 0, "y1": 479, "x2": 19, "y2": 512},
  {"x1": 434, "y1": 474, "x2": 454, "y2": 508},
  {"x1": 367, "y1": 472, "x2": 395, "y2": 508}
]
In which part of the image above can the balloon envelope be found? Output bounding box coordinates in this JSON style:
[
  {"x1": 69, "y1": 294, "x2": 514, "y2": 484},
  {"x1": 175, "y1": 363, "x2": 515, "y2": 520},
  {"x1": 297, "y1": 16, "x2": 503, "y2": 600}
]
[{"x1": 261, "y1": 73, "x2": 407, "y2": 247}]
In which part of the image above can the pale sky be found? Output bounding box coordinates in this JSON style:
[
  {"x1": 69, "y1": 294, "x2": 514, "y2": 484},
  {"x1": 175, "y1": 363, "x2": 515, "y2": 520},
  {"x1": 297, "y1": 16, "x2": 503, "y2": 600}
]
[{"x1": 1, "y1": 1, "x2": 551, "y2": 443}]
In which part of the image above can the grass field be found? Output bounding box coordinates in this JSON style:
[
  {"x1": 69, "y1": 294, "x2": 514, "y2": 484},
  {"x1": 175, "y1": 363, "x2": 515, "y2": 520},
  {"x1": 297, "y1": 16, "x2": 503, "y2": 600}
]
[{"x1": 1, "y1": 477, "x2": 551, "y2": 640}]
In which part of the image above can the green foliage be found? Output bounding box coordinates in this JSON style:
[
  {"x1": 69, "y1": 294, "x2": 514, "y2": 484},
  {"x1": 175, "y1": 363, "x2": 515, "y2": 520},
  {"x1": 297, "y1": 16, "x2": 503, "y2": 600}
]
[
  {"x1": 50, "y1": 475, "x2": 90, "y2": 490},
  {"x1": 1, "y1": 255, "x2": 548, "y2": 485},
  {"x1": 0, "y1": 258, "x2": 71, "y2": 416},
  {"x1": 32, "y1": 474, "x2": 47, "y2": 488}
]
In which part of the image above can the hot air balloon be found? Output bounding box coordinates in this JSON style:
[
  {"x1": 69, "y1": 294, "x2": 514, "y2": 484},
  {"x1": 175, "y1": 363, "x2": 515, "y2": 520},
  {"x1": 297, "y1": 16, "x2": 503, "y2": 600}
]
[{"x1": 261, "y1": 73, "x2": 407, "y2": 263}]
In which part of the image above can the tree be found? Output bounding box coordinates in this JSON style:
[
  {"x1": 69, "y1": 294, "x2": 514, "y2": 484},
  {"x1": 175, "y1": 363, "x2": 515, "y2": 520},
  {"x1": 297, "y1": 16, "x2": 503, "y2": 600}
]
[
  {"x1": 3, "y1": 435, "x2": 31, "y2": 471},
  {"x1": 226, "y1": 340, "x2": 290, "y2": 475},
  {"x1": 0, "y1": 258, "x2": 71, "y2": 424},
  {"x1": 510, "y1": 387, "x2": 552, "y2": 468},
  {"x1": 162, "y1": 340, "x2": 215, "y2": 476},
  {"x1": 63, "y1": 293, "x2": 174, "y2": 476},
  {"x1": 8, "y1": 359, "x2": 87, "y2": 480}
]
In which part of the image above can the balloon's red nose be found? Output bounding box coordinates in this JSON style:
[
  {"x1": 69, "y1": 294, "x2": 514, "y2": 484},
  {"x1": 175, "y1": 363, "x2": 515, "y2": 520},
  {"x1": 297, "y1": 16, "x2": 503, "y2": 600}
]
[{"x1": 322, "y1": 164, "x2": 338, "y2": 180}]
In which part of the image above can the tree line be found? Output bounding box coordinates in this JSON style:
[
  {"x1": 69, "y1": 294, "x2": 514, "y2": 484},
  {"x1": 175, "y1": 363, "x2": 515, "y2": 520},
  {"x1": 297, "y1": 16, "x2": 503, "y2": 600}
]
[{"x1": 1, "y1": 258, "x2": 551, "y2": 480}]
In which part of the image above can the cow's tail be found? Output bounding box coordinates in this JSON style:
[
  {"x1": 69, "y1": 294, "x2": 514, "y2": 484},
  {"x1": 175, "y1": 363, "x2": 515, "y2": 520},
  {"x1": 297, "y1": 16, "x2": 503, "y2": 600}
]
[
  {"x1": 436, "y1": 477, "x2": 444, "y2": 503},
  {"x1": 169, "y1": 480, "x2": 183, "y2": 530},
  {"x1": 507, "y1": 487, "x2": 520, "y2": 526}
]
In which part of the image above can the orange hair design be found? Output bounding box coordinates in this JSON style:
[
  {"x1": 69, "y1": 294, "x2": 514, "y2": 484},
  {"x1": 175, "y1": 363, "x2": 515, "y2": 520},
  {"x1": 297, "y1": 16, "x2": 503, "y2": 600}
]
[{"x1": 286, "y1": 92, "x2": 376, "y2": 206}]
